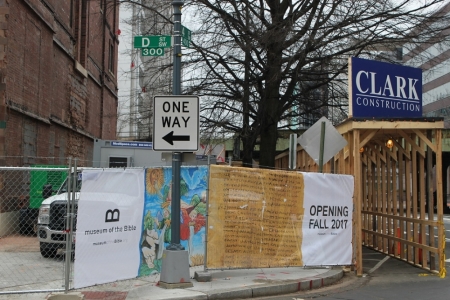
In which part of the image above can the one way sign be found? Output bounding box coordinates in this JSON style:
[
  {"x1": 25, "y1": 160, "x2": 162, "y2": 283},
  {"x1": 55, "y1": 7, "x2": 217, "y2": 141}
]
[{"x1": 153, "y1": 95, "x2": 199, "y2": 151}]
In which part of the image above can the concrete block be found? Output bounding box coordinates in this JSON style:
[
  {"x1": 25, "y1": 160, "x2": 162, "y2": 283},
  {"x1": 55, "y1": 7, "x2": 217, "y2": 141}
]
[
  {"x1": 158, "y1": 281, "x2": 194, "y2": 289},
  {"x1": 160, "y1": 250, "x2": 193, "y2": 287},
  {"x1": 47, "y1": 292, "x2": 84, "y2": 300},
  {"x1": 194, "y1": 271, "x2": 212, "y2": 282}
]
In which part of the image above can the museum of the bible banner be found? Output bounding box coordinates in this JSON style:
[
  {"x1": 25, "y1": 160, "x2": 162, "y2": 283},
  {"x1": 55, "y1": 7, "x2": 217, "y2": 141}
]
[{"x1": 206, "y1": 165, "x2": 354, "y2": 269}]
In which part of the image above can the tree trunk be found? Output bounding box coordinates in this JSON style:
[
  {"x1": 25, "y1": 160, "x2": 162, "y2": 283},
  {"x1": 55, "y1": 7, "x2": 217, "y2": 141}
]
[
  {"x1": 241, "y1": 136, "x2": 254, "y2": 167},
  {"x1": 258, "y1": 45, "x2": 282, "y2": 169}
]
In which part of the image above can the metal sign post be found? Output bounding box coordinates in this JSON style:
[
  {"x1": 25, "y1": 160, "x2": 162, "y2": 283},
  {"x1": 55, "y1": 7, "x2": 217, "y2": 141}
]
[
  {"x1": 319, "y1": 122, "x2": 325, "y2": 173},
  {"x1": 289, "y1": 134, "x2": 297, "y2": 170},
  {"x1": 159, "y1": 0, "x2": 193, "y2": 289}
]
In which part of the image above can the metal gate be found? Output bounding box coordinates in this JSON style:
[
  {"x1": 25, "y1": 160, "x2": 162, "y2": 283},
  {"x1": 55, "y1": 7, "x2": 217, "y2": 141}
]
[{"x1": 0, "y1": 161, "x2": 78, "y2": 295}]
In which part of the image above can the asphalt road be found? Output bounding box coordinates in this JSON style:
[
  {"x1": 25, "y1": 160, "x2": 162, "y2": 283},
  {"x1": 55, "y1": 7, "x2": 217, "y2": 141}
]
[{"x1": 255, "y1": 214, "x2": 450, "y2": 300}]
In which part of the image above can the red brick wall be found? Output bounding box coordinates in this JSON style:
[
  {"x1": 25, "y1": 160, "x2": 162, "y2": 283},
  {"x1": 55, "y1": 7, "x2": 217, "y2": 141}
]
[
  {"x1": 0, "y1": 0, "x2": 119, "y2": 167},
  {"x1": 86, "y1": 79, "x2": 102, "y2": 137}
]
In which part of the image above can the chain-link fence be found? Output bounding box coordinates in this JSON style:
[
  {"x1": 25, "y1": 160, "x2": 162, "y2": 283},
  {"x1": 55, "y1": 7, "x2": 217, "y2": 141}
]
[{"x1": 0, "y1": 165, "x2": 75, "y2": 294}]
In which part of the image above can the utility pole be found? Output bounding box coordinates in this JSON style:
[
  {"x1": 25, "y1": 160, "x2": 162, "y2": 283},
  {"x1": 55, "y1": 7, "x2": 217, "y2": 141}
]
[{"x1": 159, "y1": 0, "x2": 193, "y2": 289}]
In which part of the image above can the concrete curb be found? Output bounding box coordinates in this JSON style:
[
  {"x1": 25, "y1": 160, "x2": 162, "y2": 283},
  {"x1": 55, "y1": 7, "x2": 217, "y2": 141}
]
[
  {"x1": 128, "y1": 268, "x2": 344, "y2": 300},
  {"x1": 35, "y1": 269, "x2": 344, "y2": 300},
  {"x1": 204, "y1": 268, "x2": 344, "y2": 300}
]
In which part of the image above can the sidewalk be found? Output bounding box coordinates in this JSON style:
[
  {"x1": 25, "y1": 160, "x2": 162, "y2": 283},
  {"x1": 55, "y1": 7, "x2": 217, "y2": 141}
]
[{"x1": 0, "y1": 266, "x2": 345, "y2": 300}]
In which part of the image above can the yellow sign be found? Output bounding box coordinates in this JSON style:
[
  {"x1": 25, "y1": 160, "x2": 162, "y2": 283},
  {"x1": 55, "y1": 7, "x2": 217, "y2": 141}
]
[{"x1": 207, "y1": 165, "x2": 305, "y2": 269}]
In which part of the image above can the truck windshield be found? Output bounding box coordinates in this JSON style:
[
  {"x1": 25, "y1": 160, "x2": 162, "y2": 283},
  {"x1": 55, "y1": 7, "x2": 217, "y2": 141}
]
[{"x1": 57, "y1": 173, "x2": 82, "y2": 194}]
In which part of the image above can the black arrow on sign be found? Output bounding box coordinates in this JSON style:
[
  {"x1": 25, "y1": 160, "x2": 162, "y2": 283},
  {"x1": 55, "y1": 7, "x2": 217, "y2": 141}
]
[{"x1": 162, "y1": 131, "x2": 190, "y2": 145}]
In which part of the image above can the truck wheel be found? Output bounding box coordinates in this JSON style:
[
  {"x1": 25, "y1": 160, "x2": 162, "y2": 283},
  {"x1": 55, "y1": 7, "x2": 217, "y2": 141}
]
[
  {"x1": 40, "y1": 242, "x2": 58, "y2": 258},
  {"x1": 19, "y1": 218, "x2": 37, "y2": 235},
  {"x1": 19, "y1": 209, "x2": 38, "y2": 235},
  {"x1": 19, "y1": 220, "x2": 31, "y2": 235}
]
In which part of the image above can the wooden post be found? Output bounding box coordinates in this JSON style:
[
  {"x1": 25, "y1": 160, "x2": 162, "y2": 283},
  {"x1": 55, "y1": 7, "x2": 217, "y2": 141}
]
[
  {"x1": 435, "y1": 128, "x2": 444, "y2": 275},
  {"x1": 354, "y1": 129, "x2": 363, "y2": 276}
]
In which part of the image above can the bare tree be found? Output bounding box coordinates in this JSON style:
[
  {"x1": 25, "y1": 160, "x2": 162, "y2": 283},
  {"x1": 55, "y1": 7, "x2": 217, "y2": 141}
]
[{"x1": 119, "y1": 0, "x2": 450, "y2": 168}]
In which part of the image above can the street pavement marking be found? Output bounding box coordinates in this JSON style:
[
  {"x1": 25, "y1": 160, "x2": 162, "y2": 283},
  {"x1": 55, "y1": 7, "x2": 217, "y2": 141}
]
[{"x1": 367, "y1": 256, "x2": 390, "y2": 274}]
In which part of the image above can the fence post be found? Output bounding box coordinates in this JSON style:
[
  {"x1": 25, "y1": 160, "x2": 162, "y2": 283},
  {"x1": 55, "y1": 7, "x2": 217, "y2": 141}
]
[{"x1": 64, "y1": 158, "x2": 77, "y2": 292}]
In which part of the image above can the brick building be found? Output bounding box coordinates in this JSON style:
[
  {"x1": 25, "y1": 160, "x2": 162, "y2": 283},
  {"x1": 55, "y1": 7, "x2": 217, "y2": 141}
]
[{"x1": 0, "y1": 0, "x2": 119, "y2": 167}]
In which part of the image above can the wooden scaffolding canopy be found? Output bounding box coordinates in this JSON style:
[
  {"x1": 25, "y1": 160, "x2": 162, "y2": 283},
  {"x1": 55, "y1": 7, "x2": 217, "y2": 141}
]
[{"x1": 275, "y1": 118, "x2": 445, "y2": 276}]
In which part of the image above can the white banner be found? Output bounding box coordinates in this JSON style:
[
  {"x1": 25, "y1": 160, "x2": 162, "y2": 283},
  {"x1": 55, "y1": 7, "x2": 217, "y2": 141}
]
[
  {"x1": 74, "y1": 169, "x2": 145, "y2": 289},
  {"x1": 301, "y1": 172, "x2": 354, "y2": 266}
]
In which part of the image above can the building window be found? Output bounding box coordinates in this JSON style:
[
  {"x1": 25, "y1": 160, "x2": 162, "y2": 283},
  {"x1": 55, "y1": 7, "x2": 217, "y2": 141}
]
[{"x1": 109, "y1": 40, "x2": 114, "y2": 73}]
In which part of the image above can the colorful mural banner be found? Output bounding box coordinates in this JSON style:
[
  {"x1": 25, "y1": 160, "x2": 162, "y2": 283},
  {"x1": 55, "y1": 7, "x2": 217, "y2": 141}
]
[
  {"x1": 140, "y1": 166, "x2": 208, "y2": 276},
  {"x1": 74, "y1": 166, "x2": 208, "y2": 289},
  {"x1": 207, "y1": 165, "x2": 353, "y2": 269}
]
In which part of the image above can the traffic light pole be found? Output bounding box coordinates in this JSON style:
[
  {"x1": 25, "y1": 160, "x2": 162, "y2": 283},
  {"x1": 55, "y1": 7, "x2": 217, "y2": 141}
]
[{"x1": 159, "y1": 0, "x2": 193, "y2": 289}]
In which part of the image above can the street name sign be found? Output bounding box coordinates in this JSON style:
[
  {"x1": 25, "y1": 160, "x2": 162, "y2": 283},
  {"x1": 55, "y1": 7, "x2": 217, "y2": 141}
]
[
  {"x1": 142, "y1": 48, "x2": 165, "y2": 56},
  {"x1": 181, "y1": 25, "x2": 192, "y2": 48},
  {"x1": 134, "y1": 36, "x2": 171, "y2": 48},
  {"x1": 153, "y1": 95, "x2": 199, "y2": 151}
]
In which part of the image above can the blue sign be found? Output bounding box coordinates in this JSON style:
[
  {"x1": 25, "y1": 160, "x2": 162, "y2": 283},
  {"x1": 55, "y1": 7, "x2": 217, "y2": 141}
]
[
  {"x1": 350, "y1": 57, "x2": 422, "y2": 118},
  {"x1": 111, "y1": 141, "x2": 153, "y2": 149}
]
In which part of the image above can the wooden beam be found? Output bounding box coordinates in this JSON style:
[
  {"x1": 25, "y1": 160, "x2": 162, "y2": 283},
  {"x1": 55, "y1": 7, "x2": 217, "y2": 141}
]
[
  {"x1": 359, "y1": 130, "x2": 377, "y2": 149},
  {"x1": 413, "y1": 129, "x2": 436, "y2": 152},
  {"x1": 337, "y1": 120, "x2": 444, "y2": 132},
  {"x1": 393, "y1": 139, "x2": 411, "y2": 160},
  {"x1": 374, "y1": 140, "x2": 398, "y2": 162},
  {"x1": 361, "y1": 229, "x2": 439, "y2": 253},
  {"x1": 398, "y1": 130, "x2": 425, "y2": 157}
]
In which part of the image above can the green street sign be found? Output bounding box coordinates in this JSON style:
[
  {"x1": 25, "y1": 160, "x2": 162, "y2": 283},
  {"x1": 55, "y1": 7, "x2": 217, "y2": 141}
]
[
  {"x1": 142, "y1": 47, "x2": 165, "y2": 56},
  {"x1": 134, "y1": 35, "x2": 171, "y2": 48},
  {"x1": 181, "y1": 25, "x2": 191, "y2": 48}
]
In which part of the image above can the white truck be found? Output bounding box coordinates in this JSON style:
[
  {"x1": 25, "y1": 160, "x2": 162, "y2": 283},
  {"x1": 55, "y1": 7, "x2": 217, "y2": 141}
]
[
  {"x1": 37, "y1": 172, "x2": 81, "y2": 258},
  {"x1": 36, "y1": 139, "x2": 216, "y2": 258}
]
